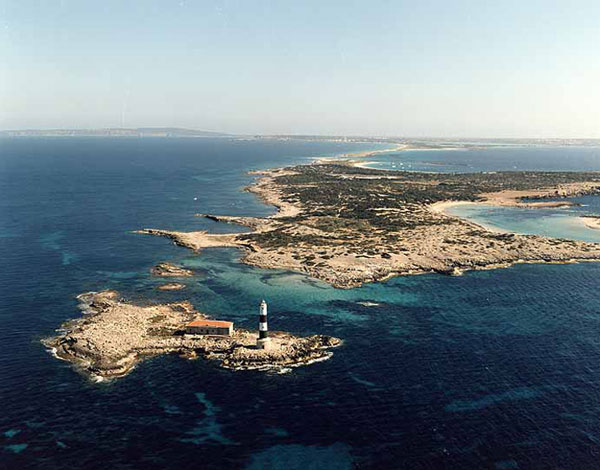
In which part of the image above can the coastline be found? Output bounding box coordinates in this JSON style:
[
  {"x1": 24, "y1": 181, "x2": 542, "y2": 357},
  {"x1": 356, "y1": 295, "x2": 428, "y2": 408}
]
[
  {"x1": 428, "y1": 201, "x2": 507, "y2": 234},
  {"x1": 313, "y1": 145, "x2": 402, "y2": 167},
  {"x1": 325, "y1": 143, "x2": 469, "y2": 170},
  {"x1": 45, "y1": 290, "x2": 341, "y2": 380},
  {"x1": 581, "y1": 216, "x2": 600, "y2": 230},
  {"x1": 313, "y1": 141, "x2": 454, "y2": 167},
  {"x1": 340, "y1": 144, "x2": 408, "y2": 158},
  {"x1": 137, "y1": 163, "x2": 600, "y2": 288}
]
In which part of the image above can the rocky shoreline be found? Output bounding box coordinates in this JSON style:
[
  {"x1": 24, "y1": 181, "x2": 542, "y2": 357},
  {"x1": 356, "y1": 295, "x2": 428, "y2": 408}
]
[
  {"x1": 136, "y1": 163, "x2": 600, "y2": 288},
  {"x1": 44, "y1": 291, "x2": 341, "y2": 381}
]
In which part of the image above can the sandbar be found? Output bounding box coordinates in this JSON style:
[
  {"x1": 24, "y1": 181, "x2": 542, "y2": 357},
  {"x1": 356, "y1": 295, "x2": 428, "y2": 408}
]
[{"x1": 581, "y1": 216, "x2": 600, "y2": 230}]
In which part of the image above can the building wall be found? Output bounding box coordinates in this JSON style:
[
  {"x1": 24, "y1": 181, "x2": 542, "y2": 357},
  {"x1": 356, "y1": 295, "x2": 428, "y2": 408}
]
[{"x1": 186, "y1": 325, "x2": 232, "y2": 336}]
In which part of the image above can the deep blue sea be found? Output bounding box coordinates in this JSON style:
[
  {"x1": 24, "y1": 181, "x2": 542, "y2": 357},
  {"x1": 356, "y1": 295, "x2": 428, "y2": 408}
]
[{"x1": 2, "y1": 138, "x2": 600, "y2": 469}]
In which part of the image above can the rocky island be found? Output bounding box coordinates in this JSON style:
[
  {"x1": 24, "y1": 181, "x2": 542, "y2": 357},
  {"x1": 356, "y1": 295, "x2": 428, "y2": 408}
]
[
  {"x1": 137, "y1": 163, "x2": 600, "y2": 288},
  {"x1": 152, "y1": 262, "x2": 193, "y2": 277},
  {"x1": 45, "y1": 290, "x2": 341, "y2": 380},
  {"x1": 156, "y1": 282, "x2": 187, "y2": 291}
]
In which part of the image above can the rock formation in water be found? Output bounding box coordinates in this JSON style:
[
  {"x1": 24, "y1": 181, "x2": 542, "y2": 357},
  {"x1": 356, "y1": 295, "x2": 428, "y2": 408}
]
[{"x1": 45, "y1": 290, "x2": 341, "y2": 380}]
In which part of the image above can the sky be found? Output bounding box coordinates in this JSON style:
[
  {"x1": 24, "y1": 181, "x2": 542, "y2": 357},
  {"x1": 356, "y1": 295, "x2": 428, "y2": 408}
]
[{"x1": 1, "y1": 0, "x2": 599, "y2": 137}]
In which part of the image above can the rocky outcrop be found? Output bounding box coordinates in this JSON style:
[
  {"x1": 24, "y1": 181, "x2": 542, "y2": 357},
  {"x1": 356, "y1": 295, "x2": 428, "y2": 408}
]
[
  {"x1": 44, "y1": 291, "x2": 341, "y2": 380},
  {"x1": 221, "y1": 333, "x2": 341, "y2": 370},
  {"x1": 151, "y1": 262, "x2": 193, "y2": 277},
  {"x1": 156, "y1": 283, "x2": 187, "y2": 291}
]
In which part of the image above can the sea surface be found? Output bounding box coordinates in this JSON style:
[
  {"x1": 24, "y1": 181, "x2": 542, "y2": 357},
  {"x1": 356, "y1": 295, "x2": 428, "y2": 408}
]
[
  {"x1": 2, "y1": 138, "x2": 600, "y2": 469},
  {"x1": 364, "y1": 145, "x2": 600, "y2": 173},
  {"x1": 360, "y1": 145, "x2": 600, "y2": 242}
]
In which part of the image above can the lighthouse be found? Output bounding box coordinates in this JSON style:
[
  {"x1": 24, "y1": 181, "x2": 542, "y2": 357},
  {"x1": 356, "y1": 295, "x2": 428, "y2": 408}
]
[
  {"x1": 256, "y1": 300, "x2": 271, "y2": 349},
  {"x1": 259, "y1": 300, "x2": 268, "y2": 339}
]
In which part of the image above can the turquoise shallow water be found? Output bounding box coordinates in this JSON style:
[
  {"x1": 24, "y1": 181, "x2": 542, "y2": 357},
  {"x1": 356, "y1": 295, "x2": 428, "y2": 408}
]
[
  {"x1": 446, "y1": 196, "x2": 600, "y2": 243},
  {"x1": 2, "y1": 138, "x2": 600, "y2": 469},
  {"x1": 357, "y1": 144, "x2": 600, "y2": 242}
]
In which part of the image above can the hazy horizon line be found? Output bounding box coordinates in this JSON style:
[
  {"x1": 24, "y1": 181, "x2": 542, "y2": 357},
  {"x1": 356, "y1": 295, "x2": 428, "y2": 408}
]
[{"x1": 2, "y1": 127, "x2": 600, "y2": 141}]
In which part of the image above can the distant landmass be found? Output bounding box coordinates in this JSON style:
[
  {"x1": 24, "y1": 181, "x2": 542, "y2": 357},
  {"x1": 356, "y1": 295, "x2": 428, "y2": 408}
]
[
  {"x1": 2, "y1": 129, "x2": 599, "y2": 148},
  {"x1": 259, "y1": 135, "x2": 600, "y2": 147},
  {"x1": 0, "y1": 127, "x2": 232, "y2": 137}
]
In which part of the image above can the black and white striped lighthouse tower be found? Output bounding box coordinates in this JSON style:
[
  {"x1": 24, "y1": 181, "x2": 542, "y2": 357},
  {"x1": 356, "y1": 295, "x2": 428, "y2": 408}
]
[
  {"x1": 257, "y1": 300, "x2": 271, "y2": 349},
  {"x1": 259, "y1": 300, "x2": 268, "y2": 339}
]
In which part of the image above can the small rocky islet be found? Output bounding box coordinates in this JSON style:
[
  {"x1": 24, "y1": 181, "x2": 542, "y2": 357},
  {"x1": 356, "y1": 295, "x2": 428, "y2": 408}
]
[
  {"x1": 151, "y1": 262, "x2": 193, "y2": 277},
  {"x1": 156, "y1": 282, "x2": 187, "y2": 291},
  {"x1": 45, "y1": 290, "x2": 341, "y2": 381}
]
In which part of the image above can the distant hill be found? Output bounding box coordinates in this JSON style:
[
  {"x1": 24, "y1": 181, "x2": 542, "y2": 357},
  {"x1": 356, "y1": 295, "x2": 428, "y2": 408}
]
[{"x1": 0, "y1": 128, "x2": 233, "y2": 137}]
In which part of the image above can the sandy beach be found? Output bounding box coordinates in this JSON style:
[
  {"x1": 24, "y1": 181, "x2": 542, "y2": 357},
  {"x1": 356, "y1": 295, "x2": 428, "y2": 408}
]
[
  {"x1": 581, "y1": 216, "x2": 600, "y2": 230},
  {"x1": 478, "y1": 183, "x2": 597, "y2": 208},
  {"x1": 429, "y1": 181, "x2": 598, "y2": 220},
  {"x1": 314, "y1": 143, "x2": 408, "y2": 167},
  {"x1": 428, "y1": 200, "x2": 507, "y2": 234},
  {"x1": 429, "y1": 200, "x2": 481, "y2": 215},
  {"x1": 342, "y1": 144, "x2": 408, "y2": 158}
]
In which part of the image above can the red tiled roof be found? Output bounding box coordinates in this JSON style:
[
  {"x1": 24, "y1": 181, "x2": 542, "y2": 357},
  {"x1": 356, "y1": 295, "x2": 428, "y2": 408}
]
[{"x1": 187, "y1": 320, "x2": 233, "y2": 328}]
